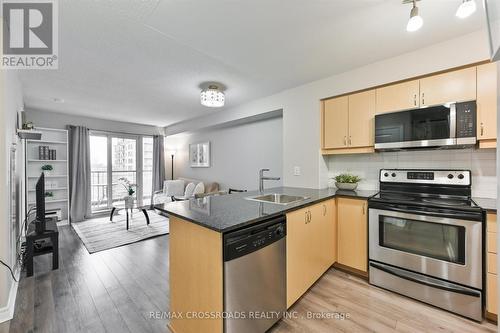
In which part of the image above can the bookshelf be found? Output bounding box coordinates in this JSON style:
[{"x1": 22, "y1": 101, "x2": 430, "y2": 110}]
[{"x1": 25, "y1": 127, "x2": 70, "y2": 225}]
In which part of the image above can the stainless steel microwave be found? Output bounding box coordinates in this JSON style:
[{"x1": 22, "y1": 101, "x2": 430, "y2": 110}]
[{"x1": 374, "y1": 101, "x2": 477, "y2": 150}]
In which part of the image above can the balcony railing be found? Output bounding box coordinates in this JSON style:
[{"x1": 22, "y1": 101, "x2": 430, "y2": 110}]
[{"x1": 91, "y1": 170, "x2": 151, "y2": 212}]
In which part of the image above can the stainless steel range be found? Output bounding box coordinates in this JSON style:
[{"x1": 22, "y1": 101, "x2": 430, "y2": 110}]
[{"x1": 368, "y1": 169, "x2": 484, "y2": 321}]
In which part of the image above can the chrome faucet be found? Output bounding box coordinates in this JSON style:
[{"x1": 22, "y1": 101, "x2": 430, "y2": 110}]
[{"x1": 259, "y1": 168, "x2": 280, "y2": 193}]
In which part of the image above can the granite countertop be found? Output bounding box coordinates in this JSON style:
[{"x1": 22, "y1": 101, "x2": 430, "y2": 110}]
[
  {"x1": 154, "y1": 186, "x2": 378, "y2": 233},
  {"x1": 473, "y1": 197, "x2": 497, "y2": 213}
]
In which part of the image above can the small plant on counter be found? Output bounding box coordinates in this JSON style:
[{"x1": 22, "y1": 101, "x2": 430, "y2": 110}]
[
  {"x1": 332, "y1": 173, "x2": 361, "y2": 191},
  {"x1": 44, "y1": 191, "x2": 54, "y2": 198},
  {"x1": 41, "y1": 164, "x2": 53, "y2": 171},
  {"x1": 334, "y1": 173, "x2": 361, "y2": 184}
]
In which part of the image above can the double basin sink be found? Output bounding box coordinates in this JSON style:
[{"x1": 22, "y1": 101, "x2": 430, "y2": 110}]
[{"x1": 245, "y1": 193, "x2": 309, "y2": 205}]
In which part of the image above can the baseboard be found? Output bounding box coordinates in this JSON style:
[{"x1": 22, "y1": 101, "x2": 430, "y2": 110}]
[{"x1": 0, "y1": 267, "x2": 20, "y2": 324}]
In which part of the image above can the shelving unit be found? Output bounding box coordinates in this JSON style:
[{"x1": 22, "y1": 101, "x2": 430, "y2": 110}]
[{"x1": 25, "y1": 127, "x2": 70, "y2": 225}]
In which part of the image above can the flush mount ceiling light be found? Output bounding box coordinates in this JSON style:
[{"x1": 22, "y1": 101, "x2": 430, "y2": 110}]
[
  {"x1": 200, "y1": 85, "x2": 225, "y2": 108},
  {"x1": 456, "y1": 0, "x2": 476, "y2": 19},
  {"x1": 406, "y1": 0, "x2": 423, "y2": 32}
]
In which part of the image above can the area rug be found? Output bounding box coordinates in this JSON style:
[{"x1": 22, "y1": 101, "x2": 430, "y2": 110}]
[{"x1": 72, "y1": 210, "x2": 169, "y2": 253}]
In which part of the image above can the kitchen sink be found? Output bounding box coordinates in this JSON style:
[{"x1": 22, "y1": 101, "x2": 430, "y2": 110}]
[{"x1": 245, "y1": 193, "x2": 309, "y2": 205}]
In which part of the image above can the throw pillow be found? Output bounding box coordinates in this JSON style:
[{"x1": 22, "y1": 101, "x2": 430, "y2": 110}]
[
  {"x1": 184, "y1": 182, "x2": 196, "y2": 198},
  {"x1": 193, "y1": 182, "x2": 205, "y2": 195}
]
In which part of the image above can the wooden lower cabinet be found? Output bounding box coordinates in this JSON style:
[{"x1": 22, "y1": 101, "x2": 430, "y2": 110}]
[
  {"x1": 286, "y1": 199, "x2": 336, "y2": 308},
  {"x1": 487, "y1": 212, "x2": 498, "y2": 318},
  {"x1": 337, "y1": 198, "x2": 368, "y2": 273},
  {"x1": 169, "y1": 216, "x2": 223, "y2": 333}
]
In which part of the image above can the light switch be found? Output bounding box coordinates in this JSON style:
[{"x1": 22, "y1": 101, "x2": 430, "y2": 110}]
[{"x1": 294, "y1": 166, "x2": 301, "y2": 176}]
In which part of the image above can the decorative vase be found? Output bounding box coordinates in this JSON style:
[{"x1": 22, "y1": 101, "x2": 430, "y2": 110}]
[
  {"x1": 124, "y1": 196, "x2": 134, "y2": 209},
  {"x1": 335, "y1": 182, "x2": 358, "y2": 191}
]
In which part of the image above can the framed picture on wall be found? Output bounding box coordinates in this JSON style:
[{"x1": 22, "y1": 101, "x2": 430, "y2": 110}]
[{"x1": 189, "y1": 141, "x2": 210, "y2": 168}]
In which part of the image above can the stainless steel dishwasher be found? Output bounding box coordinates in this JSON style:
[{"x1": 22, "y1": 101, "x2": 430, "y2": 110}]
[{"x1": 223, "y1": 216, "x2": 286, "y2": 333}]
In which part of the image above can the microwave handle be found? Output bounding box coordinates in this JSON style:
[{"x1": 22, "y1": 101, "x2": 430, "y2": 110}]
[
  {"x1": 449, "y1": 103, "x2": 456, "y2": 138},
  {"x1": 370, "y1": 262, "x2": 480, "y2": 297}
]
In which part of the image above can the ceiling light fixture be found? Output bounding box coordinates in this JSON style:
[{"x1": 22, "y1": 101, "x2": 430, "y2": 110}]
[
  {"x1": 456, "y1": 0, "x2": 476, "y2": 19},
  {"x1": 406, "y1": 0, "x2": 423, "y2": 32},
  {"x1": 200, "y1": 85, "x2": 225, "y2": 108}
]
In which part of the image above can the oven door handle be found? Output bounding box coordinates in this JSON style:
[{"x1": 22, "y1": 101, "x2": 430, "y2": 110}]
[
  {"x1": 369, "y1": 262, "x2": 480, "y2": 297},
  {"x1": 374, "y1": 204, "x2": 478, "y2": 220}
]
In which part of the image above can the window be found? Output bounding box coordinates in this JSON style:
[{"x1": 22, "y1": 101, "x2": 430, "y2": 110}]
[
  {"x1": 90, "y1": 135, "x2": 108, "y2": 212},
  {"x1": 142, "y1": 137, "x2": 154, "y2": 202},
  {"x1": 90, "y1": 133, "x2": 155, "y2": 214}
]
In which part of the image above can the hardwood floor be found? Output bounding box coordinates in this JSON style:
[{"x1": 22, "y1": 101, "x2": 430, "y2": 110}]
[{"x1": 2, "y1": 225, "x2": 497, "y2": 333}]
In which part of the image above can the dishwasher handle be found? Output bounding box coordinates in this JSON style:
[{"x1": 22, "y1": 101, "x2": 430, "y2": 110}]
[{"x1": 224, "y1": 217, "x2": 286, "y2": 262}]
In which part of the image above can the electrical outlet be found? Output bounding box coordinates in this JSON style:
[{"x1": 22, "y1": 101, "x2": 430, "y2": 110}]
[{"x1": 294, "y1": 166, "x2": 301, "y2": 176}]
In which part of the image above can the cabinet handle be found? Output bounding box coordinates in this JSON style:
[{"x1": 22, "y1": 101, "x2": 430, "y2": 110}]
[
  {"x1": 348, "y1": 136, "x2": 352, "y2": 146},
  {"x1": 413, "y1": 94, "x2": 417, "y2": 106},
  {"x1": 344, "y1": 136, "x2": 347, "y2": 146},
  {"x1": 421, "y1": 92, "x2": 425, "y2": 105},
  {"x1": 362, "y1": 203, "x2": 366, "y2": 215},
  {"x1": 480, "y1": 123, "x2": 484, "y2": 137},
  {"x1": 305, "y1": 211, "x2": 308, "y2": 224},
  {"x1": 323, "y1": 204, "x2": 327, "y2": 216}
]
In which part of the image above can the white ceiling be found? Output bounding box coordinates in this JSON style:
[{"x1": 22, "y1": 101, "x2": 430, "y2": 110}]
[{"x1": 20, "y1": 0, "x2": 486, "y2": 127}]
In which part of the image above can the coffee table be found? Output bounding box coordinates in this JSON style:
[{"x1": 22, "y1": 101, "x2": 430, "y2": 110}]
[{"x1": 110, "y1": 202, "x2": 150, "y2": 230}]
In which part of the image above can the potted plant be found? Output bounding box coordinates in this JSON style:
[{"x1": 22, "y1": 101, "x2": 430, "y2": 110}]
[
  {"x1": 44, "y1": 191, "x2": 54, "y2": 199},
  {"x1": 333, "y1": 173, "x2": 361, "y2": 191},
  {"x1": 118, "y1": 177, "x2": 136, "y2": 208},
  {"x1": 41, "y1": 164, "x2": 53, "y2": 176}
]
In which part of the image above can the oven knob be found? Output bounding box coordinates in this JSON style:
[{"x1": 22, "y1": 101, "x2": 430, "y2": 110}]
[
  {"x1": 447, "y1": 174, "x2": 454, "y2": 179},
  {"x1": 458, "y1": 174, "x2": 464, "y2": 180},
  {"x1": 391, "y1": 173, "x2": 396, "y2": 178},
  {"x1": 384, "y1": 172, "x2": 389, "y2": 177}
]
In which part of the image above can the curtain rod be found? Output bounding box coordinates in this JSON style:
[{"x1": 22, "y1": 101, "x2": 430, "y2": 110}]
[{"x1": 87, "y1": 128, "x2": 164, "y2": 137}]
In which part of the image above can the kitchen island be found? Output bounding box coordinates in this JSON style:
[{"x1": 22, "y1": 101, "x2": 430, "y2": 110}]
[{"x1": 154, "y1": 187, "x2": 376, "y2": 333}]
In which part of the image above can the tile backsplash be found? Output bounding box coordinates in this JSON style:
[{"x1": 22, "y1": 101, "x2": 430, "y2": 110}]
[{"x1": 326, "y1": 148, "x2": 496, "y2": 198}]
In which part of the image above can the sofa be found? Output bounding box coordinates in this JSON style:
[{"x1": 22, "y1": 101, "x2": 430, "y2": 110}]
[{"x1": 153, "y1": 177, "x2": 220, "y2": 205}]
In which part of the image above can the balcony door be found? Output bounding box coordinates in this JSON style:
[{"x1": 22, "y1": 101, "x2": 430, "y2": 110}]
[{"x1": 90, "y1": 132, "x2": 152, "y2": 214}]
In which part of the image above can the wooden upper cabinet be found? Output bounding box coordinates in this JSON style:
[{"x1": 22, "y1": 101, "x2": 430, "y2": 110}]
[
  {"x1": 477, "y1": 62, "x2": 497, "y2": 142},
  {"x1": 323, "y1": 96, "x2": 348, "y2": 149},
  {"x1": 419, "y1": 67, "x2": 476, "y2": 107},
  {"x1": 337, "y1": 198, "x2": 367, "y2": 273},
  {"x1": 348, "y1": 90, "x2": 375, "y2": 147},
  {"x1": 375, "y1": 80, "x2": 419, "y2": 114}
]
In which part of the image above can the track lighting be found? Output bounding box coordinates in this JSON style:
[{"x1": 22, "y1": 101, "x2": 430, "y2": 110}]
[
  {"x1": 406, "y1": 0, "x2": 423, "y2": 32},
  {"x1": 456, "y1": 0, "x2": 476, "y2": 19}
]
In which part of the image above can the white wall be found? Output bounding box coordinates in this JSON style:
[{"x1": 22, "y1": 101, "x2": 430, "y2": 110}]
[
  {"x1": 25, "y1": 108, "x2": 164, "y2": 136},
  {"x1": 165, "y1": 116, "x2": 283, "y2": 191},
  {"x1": 0, "y1": 69, "x2": 23, "y2": 318},
  {"x1": 326, "y1": 149, "x2": 496, "y2": 198},
  {"x1": 165, "y1": 29, "x2": 491, "y2": 189}
]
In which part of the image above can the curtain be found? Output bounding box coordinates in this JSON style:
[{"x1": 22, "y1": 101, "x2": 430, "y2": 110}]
[
  {"x1": 67, "y1": 125, "x2": 91, "y2": 222},
  {"x1": 151, "y1": 135, "x2": 166, "y2": 206}
]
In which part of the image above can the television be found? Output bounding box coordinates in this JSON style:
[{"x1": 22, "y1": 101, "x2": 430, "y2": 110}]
[{"x1": 35, "y1": 173, "x2": 46, "y2": 233}]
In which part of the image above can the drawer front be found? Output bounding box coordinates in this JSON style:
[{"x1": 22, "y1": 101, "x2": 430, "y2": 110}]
[
  {"x1": 488, "y1": 232, "x2": 497, "y2": 254},
  {"x1": 488, "y1": 253, "x2": 497, "y2": 274},
  {"x1": 487, "y1": 273, "x2": 498, "y2": 315}
]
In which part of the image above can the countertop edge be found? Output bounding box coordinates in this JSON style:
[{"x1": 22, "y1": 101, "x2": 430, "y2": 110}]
[{"x1": 155, "y1": 190, "x2": 376, "y2": 233}]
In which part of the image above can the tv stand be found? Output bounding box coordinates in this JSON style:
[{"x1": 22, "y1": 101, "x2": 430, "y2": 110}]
[{"x1": 26, "y1": 220, "x2": 59, "y2": 277}]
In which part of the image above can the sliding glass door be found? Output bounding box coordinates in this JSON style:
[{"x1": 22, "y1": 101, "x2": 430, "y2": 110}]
[
  {"x1": 111, "y1": 137, "x2": 137, "y2": 207},
  {"x1": 90, "y1": 132, "x2": 153, "y2": 214}
]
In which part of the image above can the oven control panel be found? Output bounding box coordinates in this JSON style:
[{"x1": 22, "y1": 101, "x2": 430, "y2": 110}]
[{"x1": 380, "y1": 169, "x2": 471, "y2": 186}]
